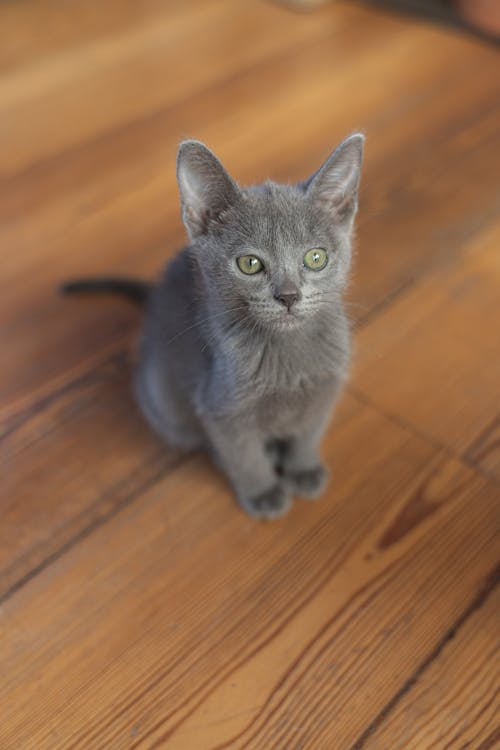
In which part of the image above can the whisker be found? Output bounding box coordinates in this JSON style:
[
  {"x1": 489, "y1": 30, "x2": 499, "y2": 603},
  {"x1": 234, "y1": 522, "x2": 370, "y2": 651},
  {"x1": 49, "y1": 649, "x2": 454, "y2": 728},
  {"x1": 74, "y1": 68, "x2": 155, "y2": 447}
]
[{"x1": 163, "y1": 305, "x2": 248, "y2": 348}]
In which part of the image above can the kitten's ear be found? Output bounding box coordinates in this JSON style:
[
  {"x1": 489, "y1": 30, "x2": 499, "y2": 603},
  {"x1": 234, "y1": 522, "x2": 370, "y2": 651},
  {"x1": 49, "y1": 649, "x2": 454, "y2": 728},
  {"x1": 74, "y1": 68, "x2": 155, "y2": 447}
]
[
  {"x1": 177, "y1": 140, "x2": 241, "y2": 240},
  {"x1": 302, "y1": 133, "x2": 364, "y2": 225}
]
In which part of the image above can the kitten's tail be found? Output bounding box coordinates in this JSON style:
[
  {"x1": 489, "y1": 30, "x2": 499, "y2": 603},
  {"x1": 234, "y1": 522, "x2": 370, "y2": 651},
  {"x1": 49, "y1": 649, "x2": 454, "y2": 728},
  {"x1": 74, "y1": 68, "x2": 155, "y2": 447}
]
[{"x1": 61, "y1": 277, "x2": 150, "y2": 305}]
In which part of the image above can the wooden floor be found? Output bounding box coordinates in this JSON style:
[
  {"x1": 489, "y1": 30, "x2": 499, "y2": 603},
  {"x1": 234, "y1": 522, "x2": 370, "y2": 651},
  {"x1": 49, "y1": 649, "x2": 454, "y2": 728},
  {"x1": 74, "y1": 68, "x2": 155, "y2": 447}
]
[{"x1": 1, "y1": 1, "x2": 499, "y2": 748}]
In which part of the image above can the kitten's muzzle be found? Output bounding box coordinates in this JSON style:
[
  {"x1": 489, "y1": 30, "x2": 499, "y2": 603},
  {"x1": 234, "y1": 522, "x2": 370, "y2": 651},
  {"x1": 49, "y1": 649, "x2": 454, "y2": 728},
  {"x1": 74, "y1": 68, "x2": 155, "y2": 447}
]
[{"x1": 273, "y1": 281, "x2": 300, "y2": 311}]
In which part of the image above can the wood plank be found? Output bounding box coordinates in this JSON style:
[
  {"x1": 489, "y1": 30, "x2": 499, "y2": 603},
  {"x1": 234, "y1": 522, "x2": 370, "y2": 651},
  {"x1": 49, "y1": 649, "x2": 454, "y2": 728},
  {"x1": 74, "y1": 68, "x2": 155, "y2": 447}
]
[
  {"x1": 0, "y1": 395, "x2": 498, "y2": 748},
  {"x1": 0, "y1": 0, "x2": 332, "y2": 177},
  {"x1": 0, "y1": 0, "x2": 208, "y2": 70},
  {"x1": 353, "y1": 218, "x2": 500, "y2": 479},
  {"x1": 361, "y1": 587, "x2": 500, "y2": 750},
  {"x1": 0, "y1": 353, "x2": 182, "y2": 599},
  {"x1": 353, "y1": 92, "x2": 500, "y2": 327}
]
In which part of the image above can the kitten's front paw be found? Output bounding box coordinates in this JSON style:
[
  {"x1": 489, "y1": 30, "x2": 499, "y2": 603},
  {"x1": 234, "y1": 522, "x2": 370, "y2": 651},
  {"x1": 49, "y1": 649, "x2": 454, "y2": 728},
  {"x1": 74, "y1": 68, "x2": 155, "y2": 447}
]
[
  {"x1": 285, "y1": 464, "x2": 329, "y2": 500},
  {"x1": 241, "y1": 484, "x2": 292, "y2": 520}
]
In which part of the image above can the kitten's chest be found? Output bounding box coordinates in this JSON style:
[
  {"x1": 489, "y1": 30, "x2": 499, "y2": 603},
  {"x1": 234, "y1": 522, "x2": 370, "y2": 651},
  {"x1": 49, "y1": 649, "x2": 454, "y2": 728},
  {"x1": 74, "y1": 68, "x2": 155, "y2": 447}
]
[
  {"x1": 252, "y1": 385, "x2": 319, "y2": 433},
  {"x1": 240, "y1": 334, "x2": 344, "y2": 393},
  {"x1": 202, "y1": 324, "x2": 348, "y2": 423},
  {"x1": 230, "y1": 350, "x2": 336, "y2": 432}
]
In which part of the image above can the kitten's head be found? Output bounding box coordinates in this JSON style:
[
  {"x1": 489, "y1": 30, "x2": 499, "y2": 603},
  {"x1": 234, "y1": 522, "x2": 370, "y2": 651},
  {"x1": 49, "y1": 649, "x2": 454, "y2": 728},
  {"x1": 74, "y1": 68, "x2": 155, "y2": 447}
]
[{"x1": 176, "y1": 134, "x2": 364, "y2": 332}]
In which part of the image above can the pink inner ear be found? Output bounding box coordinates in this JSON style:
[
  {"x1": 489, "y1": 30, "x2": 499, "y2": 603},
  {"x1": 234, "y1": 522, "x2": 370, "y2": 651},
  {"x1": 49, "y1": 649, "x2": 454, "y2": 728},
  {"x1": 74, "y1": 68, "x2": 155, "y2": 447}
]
[
  {"x1": 308, "y1": 134, "x2": 363, "y2": 219},
  {"x1": 316, "y1": 178, "x2": 357, "y2": 220}
]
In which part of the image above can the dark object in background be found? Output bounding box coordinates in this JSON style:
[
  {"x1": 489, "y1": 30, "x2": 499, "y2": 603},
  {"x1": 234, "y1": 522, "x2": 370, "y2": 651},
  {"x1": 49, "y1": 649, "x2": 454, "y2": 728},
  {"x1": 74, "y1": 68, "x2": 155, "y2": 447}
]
[
  {"x1": 454, "y1": 0, "x2": 500, "y2": 37},
  {"x1": 369, "y1": 0, "x2": 500, "y2": 40},
  {"x1": 279, "y1": 0, "x2": 500, "y2": 42}
]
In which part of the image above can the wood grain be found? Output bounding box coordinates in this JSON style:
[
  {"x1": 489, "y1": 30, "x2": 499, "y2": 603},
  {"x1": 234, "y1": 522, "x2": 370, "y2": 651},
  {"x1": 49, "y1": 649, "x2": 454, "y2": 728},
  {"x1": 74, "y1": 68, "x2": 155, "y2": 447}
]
[
  {"x1": 361, "y1": 587, "x2": 500, "y2": 750},
  {"x1": 353, "y1": 218, "x2": 500, "y2": 479},
  {"x1": 1, "y1": 0, "x2": 499, "y2": 748},
  {"x1": 0, "y1": 353, "x2": 183, "y2": 599},
  {"x1": 1, "y1": 396, "x2": 499, "y2": 749}
]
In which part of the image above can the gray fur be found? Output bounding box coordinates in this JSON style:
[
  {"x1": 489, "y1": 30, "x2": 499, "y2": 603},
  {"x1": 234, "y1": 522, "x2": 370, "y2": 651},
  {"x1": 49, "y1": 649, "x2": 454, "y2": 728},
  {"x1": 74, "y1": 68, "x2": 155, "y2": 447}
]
[{"x1": 134, "y1": 134, "x2": 364, "y2": 518}]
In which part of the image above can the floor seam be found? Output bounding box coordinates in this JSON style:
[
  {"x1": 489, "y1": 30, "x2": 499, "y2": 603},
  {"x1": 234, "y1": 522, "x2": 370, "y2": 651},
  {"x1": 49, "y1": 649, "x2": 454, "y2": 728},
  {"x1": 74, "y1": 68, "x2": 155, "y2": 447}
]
[
  {"x1": 346, "y1": 384, "x2": 499, "y2": 486},
  {"x1": 0, "y1": 451, "x2": 192, "y2": 606},
  {"x1": 349, "y1": 563, "x2": 500, "y2": 750}
]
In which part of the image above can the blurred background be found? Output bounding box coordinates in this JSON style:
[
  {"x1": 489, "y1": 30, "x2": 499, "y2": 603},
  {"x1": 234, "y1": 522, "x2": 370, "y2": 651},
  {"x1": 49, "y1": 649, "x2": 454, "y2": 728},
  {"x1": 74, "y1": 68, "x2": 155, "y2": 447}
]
[{"x1": 1, "y1": 2, "x2": 499, "y2": 748}]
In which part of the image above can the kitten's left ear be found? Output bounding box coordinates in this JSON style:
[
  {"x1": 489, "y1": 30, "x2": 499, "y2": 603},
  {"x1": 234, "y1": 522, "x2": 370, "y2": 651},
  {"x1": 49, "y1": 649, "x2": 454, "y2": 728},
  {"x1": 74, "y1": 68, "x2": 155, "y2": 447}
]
[{"x1": 302, "y1": 133, "x2": 364, "y2": 225}]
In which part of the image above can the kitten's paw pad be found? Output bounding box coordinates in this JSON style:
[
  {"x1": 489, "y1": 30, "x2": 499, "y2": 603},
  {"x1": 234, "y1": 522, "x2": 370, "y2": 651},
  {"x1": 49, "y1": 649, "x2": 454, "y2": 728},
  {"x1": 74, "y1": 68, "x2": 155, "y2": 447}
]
[
  {"x1": 243, "y1": 484, "x2": 292, "y2": 520},
  {"x1": 286, "y1": 465, "x2": 329, "y2": 499}
]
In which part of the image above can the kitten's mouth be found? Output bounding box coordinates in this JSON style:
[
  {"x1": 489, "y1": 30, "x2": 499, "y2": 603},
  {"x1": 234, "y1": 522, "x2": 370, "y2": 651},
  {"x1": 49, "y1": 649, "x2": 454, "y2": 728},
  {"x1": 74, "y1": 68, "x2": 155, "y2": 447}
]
[
  {"x1": 272, "y1": 309, "x2": 300, "y2": 328},
  {"x1": 252, "y1": 305, "x2": 302, "y2": 330}
]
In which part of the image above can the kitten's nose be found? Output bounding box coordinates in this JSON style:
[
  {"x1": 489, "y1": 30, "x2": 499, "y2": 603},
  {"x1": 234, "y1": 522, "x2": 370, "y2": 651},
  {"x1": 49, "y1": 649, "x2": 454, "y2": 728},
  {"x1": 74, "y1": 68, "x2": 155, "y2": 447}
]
[
  {"x1": 274, "y1": 282, "x2": 300, "y2": 311},
  {"x1": 276, "y1": 292, "x2": 299, "y2": 310}
]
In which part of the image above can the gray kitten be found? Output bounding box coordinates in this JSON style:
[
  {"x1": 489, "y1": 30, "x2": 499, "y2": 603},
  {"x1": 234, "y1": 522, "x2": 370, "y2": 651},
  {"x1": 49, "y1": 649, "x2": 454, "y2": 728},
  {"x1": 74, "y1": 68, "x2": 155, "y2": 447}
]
[{"x1": 64, "y1": 134, "x2": 364, "y2": 519}]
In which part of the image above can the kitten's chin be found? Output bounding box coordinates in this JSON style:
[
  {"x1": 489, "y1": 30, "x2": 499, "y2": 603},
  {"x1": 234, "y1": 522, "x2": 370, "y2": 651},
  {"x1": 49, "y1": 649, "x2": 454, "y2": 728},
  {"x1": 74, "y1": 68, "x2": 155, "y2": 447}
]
[
  {"x1": 266, "y1": 311, "x2": 302, "y2": 332},
  {"x1": 250, "y1": 306, "x2": 305, "y2": 333}
]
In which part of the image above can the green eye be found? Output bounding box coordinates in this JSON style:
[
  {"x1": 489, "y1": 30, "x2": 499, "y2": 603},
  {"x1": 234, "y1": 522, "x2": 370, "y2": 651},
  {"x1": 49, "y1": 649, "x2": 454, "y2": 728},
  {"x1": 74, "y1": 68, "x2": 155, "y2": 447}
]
[
  {"x1": 303, "y1": 248, "x2": 328, "y2": 271},
  {"x1": 237, "y1": 255, "x2": 263, "y2": 275}
]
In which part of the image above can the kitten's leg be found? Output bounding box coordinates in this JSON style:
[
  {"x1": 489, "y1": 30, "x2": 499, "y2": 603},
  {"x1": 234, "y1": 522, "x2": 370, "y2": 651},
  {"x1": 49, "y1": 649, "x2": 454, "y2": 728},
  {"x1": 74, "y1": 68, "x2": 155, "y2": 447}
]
[
  {"x1": 281, "y1": 428, "x2": 330, "y2": 499},
  {"x1": 281, "y1": 387, "x2": 341, "y2": 499},
  {"x1": 203, "y1": 418, "x2": 292, "y2": 519},
  {"x1": 264, "y1": 438, "x2": 288, "y2": 472}
]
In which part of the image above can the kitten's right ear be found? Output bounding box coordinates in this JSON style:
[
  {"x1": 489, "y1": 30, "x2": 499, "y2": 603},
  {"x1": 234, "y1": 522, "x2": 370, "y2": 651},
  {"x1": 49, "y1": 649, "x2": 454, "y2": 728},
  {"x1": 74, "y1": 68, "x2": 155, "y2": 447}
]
[
  {"x1": 176, "y1": 141, "x2": 241, "y2": 240},
  {"x1": 301, "y1": 133, "x2": 364, "y2": 226}
]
